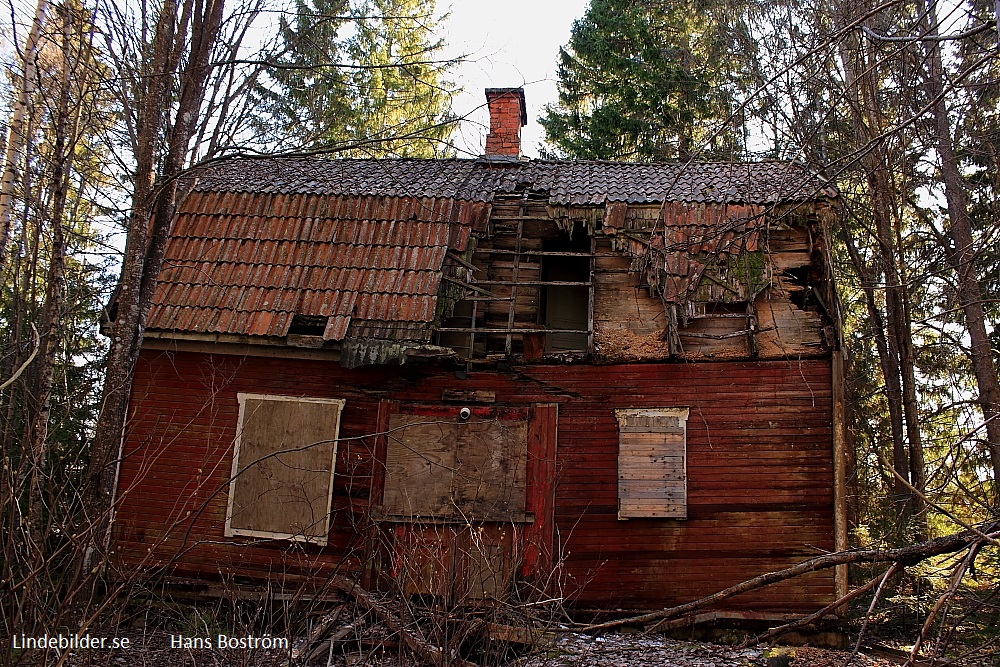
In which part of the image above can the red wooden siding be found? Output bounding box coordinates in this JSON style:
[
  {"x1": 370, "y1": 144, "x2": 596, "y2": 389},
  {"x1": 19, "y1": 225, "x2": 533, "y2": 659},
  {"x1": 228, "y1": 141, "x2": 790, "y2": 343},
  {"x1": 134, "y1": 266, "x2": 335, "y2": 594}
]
[{"x1": 114, "y1": 348, "x2": 834, "y2": 611}]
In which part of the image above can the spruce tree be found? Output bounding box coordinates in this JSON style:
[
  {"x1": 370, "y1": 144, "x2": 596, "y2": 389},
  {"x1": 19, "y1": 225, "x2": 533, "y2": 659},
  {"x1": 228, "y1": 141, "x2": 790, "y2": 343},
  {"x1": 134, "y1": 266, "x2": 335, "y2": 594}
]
[
  {"x1": 260, "y1": 0, "x2": 457, "y2": 156},
  {"x1": 257, "y1": 0, "x2": 357, "y2": 149},
  {"x1": 539, "y1": 0, "x2": 751, "y2": 161},
  {"x1": 344, "y1": 0, "x2": 456, "y2": 156}
]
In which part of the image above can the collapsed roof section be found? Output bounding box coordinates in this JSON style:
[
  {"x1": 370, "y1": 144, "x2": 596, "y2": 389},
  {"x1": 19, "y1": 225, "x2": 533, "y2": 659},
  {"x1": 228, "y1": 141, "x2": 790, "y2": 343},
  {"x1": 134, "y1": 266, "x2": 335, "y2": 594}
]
[{"x1": 144, "y1": 158, "x2": 837, "y2": 366}]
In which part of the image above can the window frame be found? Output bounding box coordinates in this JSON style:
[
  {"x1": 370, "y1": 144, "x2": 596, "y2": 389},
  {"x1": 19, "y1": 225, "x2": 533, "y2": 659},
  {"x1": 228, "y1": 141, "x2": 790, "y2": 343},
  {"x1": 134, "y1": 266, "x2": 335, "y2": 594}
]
[
  {"x1": 224, "y1": 393, "x2": 345, "y2": 544},
  {"x1": 616, "y1": 407, "x2": 690, "y2": 520}
]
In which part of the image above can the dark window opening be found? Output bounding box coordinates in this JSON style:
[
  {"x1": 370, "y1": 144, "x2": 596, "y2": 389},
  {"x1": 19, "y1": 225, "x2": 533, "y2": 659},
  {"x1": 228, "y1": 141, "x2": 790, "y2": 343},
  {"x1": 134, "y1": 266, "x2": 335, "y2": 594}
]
[
  {"x1": 703, "y1": 301, "x2": 749, "y2": 316},
  {"x1": 435, "y1": 218, "x2": 593, "y2": 359},
  {"x1": 782, "y1": 265, "x2": 810, "y2": 287},
  {"x1": 437, "y1": 300, "x2": 475, "y2": 357},
  {"x1": 781, "y1": 267, "x2": 812, "y2": 309},
  {"x1": 541, "y1": 229, "x2": 590, "y2": 353}
]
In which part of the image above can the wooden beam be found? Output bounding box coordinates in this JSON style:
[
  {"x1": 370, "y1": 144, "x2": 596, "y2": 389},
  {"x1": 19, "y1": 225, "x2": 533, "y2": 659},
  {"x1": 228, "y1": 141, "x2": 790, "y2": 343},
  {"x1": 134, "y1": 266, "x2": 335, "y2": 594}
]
[
  {"x1": 445, "y1": 251, "x2": 479, "y2": 271},
  {"x1": 588, "y1": 235, "x2": 596, "y2": 354},
  {"x1": 436, "y1": 327, "x2": 591, "y2": 334},
  {"x1": 474, "y1": 248, "x2": 604, "y2": 257},
  {"x1": 832, "y1": 350, "x2": 849, "y2": 605},
  {"x1": 506, "y1": 214, "x2": 524, "y2": 356},
  {"x1": 523, "y1": 404, "x2": 558, "y2": 580},
  {"x1": 441, "y1": 274, "x2": 503, "y2": 299},
  {"x1": 441, "y1": 389, "x2": 496, "y2": 403},
  {"x1": 141, "y1": 337, "x2": 342, "y2": 361},
  {"x1": 488, "y1": 215, "x2": 557, "y2": 221},
  {"x1": 474, "y1": 279, "x2": 592, "y2": 286}
]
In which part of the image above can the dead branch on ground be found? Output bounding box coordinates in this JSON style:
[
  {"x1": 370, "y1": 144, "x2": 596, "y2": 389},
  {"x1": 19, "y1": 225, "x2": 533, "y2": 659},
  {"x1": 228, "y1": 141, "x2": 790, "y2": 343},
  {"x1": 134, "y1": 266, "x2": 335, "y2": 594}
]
[
  {"x1": 582, "y1": 521, "x2": 1000, "y2": 633},
  {"x1": 322, "y1": 576, "x2": 475, "y2": 667},
  {"x1": 851, "y1": 561, "x2": 903, "y2": 655},
  {"x1": 746, "y1": 564, "x2": 895, "y2": 647}
]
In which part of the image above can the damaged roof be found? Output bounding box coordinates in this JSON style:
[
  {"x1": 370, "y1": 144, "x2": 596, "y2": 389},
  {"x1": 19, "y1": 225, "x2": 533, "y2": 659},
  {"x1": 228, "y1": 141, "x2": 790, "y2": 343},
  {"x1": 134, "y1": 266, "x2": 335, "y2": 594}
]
[
  {"x1": 189, "y1": 157, "x2": 837, "y2": 205},
  {"x1": 149, "y1": 194, "x2": 488, "y2": 347},
  {"x1": 147, "y1": 157, "x2": 835, "y2": 359}
]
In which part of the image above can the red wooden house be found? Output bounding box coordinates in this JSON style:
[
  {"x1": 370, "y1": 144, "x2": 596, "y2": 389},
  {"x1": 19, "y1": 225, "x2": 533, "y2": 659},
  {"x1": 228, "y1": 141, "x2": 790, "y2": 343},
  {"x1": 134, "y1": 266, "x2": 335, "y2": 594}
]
[{"x1": 110, "y1": 88, "x2": 848, "y2": 613}]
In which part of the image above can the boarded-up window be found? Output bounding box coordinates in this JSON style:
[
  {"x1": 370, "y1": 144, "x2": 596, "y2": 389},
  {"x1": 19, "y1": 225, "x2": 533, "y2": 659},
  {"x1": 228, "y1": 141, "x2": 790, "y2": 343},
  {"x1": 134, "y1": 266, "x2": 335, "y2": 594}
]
[
  {"x1": 225, "y1": 394, "x2": 344, "y2": 544},
  {"x1": 616, "y1": 407, "x2": 689, "y2": 519},
  {"x1": 380, "y1": 406, "x2": 530, "y2": 522}
]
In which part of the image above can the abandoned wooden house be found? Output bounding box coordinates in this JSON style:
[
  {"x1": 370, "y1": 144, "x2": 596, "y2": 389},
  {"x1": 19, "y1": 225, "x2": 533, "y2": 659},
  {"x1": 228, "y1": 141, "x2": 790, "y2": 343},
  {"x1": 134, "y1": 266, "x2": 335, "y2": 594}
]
[{"x1": 111, "y1": 88, "x2": 847, "y2": 614}]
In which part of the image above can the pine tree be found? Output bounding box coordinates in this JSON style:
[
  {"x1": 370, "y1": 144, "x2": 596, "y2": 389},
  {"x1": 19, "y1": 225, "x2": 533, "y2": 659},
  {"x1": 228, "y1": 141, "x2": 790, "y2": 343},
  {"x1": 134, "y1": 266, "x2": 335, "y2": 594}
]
[{"x1": 539, "y1": 0, "x2": 751, "y2": 161}]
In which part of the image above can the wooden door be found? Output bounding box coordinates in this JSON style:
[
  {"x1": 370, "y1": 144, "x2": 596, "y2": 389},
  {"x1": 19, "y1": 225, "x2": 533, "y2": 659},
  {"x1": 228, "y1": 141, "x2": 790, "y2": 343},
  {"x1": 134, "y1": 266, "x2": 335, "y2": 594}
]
[{"x1": 369, "y1": 402, "x2": 557, "y2": 603}]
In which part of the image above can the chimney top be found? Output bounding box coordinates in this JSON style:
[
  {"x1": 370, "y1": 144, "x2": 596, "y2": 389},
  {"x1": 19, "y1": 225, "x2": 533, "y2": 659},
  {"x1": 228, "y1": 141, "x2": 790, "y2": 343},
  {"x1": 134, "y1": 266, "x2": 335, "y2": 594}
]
[{"x1": 484, "y1": 88, "x2": 527, "y2": 158}]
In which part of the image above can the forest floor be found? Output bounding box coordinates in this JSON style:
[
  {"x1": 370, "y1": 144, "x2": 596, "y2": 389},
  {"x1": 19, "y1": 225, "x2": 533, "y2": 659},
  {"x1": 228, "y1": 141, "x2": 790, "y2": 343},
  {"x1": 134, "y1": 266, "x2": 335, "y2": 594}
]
[
  {"x1": 53, "y1": 629, "x2": 910, "y2": 667},
  {"x1": 508, "y1": 632, "x2": 897, "y2": 667},
  {"x1": 48, "y1": 592, "x2": 998, "y2": 667}
]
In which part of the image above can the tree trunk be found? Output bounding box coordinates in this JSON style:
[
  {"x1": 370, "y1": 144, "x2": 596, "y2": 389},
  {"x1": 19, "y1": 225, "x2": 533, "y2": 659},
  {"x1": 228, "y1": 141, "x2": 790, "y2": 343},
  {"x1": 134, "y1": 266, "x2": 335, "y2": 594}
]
[
  {"x1": 137, "y1": 0, "x2": 226, "y2": 328},
  {"x1": 22, "y1": 6, "x2": 79, "y2": 628},
  {"x1": 0, "y1": 0, "x2": 49, "y2": 268},
  {"x1": 893, "y1": 209, "x2": 927, "y2": 534},
  {"x1": 921, "y1": 0, "x2": 1000, "y2": 500},
  {"x1": 89, "y1": 0, "x2": 227, "y2": 563},
  {"x1": 834, "y1": 12, "x2": 925, "y2": 529},
  {"x1": 839, "y1": 215, "x2": 912, "y2": 519},
  {"x1": 88, "y1": 0, "x2": 180, "y2": 554}
]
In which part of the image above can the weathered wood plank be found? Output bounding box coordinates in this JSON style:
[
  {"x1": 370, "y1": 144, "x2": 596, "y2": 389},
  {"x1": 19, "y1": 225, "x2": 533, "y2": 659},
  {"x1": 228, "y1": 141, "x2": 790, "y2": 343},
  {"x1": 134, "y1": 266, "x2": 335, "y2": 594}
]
[
  {"x1": 382, "y1": 415, "x2": 456, "y2": 517},
  {"x1": 118, "y1": 350, "x2": 834, "y2": 614},
  {"x1": 225, "y1": 394, "x2": 343, "y2": 543}
]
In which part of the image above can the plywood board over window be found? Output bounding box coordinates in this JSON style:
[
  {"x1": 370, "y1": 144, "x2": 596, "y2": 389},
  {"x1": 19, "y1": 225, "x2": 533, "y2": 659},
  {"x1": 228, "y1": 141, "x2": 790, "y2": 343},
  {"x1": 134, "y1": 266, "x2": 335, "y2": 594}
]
[
  {"x1": 616, "y1": 407, "x2": 689, "y2": 519},
  {"x1": 225, "y1": 394, "x2": 344, "y2": 544},
  {"x1": 380, "y1": 406, "x2": 530, "y2": 522}
]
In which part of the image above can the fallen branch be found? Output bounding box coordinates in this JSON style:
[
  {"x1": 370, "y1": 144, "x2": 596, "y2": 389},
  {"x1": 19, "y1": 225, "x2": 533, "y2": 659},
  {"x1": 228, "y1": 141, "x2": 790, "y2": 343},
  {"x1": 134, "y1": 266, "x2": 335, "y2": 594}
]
[
  {"x1": 303, "y1": 622, "x2": 363, "y2": 664},
  {"x1": 853, "y1": 562, "x2": 903, "y2": 655},
  {"x1": 910, "y1": 541, "x2": 982, "y2": 663},
  {"x1": 583, "y1": 521, "x2": 1000, "y2": 633},
  {"x1": 746, "y1": 566, "x2": 893, "y2": 647},
  {"x1": 291, "y1": 603, "x2": 348, "y2": 661},
  {"x1": 326, "y1": 576, "x2": 474, "y2": 667},
  {"x1": 0, "y1": 324, "x2": 39, "y2": 391}
]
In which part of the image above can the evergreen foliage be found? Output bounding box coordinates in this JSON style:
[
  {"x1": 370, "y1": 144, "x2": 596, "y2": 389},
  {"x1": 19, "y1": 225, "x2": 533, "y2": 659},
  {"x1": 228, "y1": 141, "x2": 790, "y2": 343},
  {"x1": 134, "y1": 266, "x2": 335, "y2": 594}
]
[
  {"x1": 539, "y1": 0, "x2": 752, "y2": 161},
  {"x1": 257, "y1": 0, "x2": 355, "y2": 148},
  {"x1": 259, "y1": 0, "x2": 457, "y2": 156}
]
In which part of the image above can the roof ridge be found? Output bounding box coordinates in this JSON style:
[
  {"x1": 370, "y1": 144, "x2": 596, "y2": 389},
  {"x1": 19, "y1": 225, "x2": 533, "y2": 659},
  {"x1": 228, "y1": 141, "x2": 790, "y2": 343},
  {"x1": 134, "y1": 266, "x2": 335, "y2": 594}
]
[{"x1": 188, "y1": 157, "x2": 839, "y2": 205}]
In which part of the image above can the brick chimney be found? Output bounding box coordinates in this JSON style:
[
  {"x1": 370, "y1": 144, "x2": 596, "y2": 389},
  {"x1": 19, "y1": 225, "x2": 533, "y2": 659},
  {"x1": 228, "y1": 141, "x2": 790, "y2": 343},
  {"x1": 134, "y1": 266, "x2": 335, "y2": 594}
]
[{"x1": 484, "y1": 88, "x2": 527, "y2": 158}]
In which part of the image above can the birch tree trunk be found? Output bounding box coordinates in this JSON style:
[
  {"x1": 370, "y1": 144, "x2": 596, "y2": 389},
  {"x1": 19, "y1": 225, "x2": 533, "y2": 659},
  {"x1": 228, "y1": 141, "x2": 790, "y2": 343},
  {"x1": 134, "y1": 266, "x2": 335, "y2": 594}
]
[
  {"x1": 20, "y1": 5, "x2": 83, "y2": 628},
  {"x1": 0, "y1": 0, "x2": 49, "y2": 268}
]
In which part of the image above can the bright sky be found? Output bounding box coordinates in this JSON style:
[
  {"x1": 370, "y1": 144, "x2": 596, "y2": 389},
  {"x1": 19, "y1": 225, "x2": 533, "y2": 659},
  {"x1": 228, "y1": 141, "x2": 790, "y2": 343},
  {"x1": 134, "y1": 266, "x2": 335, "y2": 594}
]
[
  {"x1": 0, "y1": 0, "x2": 589, "y2": 158},
  {"x1": 439, "y1": 0, "x2": 589, "y2": 158}
]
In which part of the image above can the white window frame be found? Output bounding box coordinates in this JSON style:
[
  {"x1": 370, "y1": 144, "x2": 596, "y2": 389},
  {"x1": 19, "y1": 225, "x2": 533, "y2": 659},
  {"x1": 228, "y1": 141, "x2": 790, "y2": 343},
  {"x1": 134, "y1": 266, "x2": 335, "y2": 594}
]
[{"x1": 225, "y1": 393, "x2": 345, "y2": 544}]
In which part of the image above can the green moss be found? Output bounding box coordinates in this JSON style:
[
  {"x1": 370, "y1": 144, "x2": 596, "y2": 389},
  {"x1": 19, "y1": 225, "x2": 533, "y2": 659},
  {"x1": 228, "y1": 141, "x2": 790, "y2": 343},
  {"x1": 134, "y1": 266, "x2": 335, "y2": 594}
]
[{"x1": 692, "y1": 250, "x2": 768, "y2": 302}]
